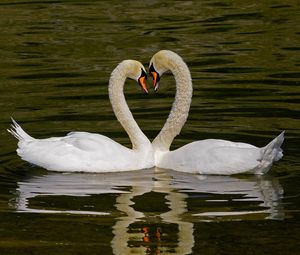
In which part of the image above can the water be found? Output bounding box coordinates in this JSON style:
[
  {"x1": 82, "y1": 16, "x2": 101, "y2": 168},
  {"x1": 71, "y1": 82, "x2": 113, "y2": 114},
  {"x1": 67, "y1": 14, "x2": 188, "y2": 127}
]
[{"x1": 0, "y1": 0, "x2": 299, "y2": 254}]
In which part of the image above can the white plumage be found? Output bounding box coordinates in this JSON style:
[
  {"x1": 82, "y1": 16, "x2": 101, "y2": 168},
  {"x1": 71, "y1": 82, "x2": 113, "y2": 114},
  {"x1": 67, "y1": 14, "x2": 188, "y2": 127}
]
[
  {"x1": 8, "y1": 60, "x2": 154, "y2": 172},
  {"x1": 150, "y1": 50, "x2": 284, "y2": 175},
  {"x1": 154, "y1": 133, "x2": 284, "y2": 175}
]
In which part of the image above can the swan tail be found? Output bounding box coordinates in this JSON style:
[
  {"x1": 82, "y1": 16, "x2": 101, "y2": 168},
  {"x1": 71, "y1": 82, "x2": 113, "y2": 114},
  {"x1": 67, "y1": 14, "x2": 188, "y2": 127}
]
[
  {"x1": 7, "y1": 117, "x2": 34, "y2": 141},
  {"x1": 255, "y1": 131, "x2": 285, "y2": 175}
]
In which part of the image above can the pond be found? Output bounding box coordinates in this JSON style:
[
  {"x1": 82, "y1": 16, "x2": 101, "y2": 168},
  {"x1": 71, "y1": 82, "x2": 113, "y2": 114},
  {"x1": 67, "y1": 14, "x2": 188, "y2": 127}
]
[{"x1": 0, "y1": 0, "x2": 299, "y2": 254}]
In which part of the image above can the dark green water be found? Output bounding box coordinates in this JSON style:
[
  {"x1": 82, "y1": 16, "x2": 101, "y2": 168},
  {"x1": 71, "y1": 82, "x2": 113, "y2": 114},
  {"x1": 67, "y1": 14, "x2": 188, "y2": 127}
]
[{"x1": 0, "y1": 0, "x2": 299, "y2": 254}]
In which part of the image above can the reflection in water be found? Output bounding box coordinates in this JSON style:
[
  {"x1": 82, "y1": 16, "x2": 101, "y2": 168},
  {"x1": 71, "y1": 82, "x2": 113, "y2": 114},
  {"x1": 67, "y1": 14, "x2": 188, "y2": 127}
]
[
  {"x1": 166, "y1": 170, "x2": 284, "y2": 220},
  {"x1": 111, "y1": 183, "x2": 153, "y2": 255},
  {"x1": 12, "y1": 168, "x2": 284, "y2": 254}
]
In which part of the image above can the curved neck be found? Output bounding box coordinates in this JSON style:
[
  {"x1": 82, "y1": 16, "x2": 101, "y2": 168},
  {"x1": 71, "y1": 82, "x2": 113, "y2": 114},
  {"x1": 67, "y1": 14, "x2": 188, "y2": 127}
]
[
  {"x1": 152, "y1": 56, "x2": 193, "y2": 151},
  {"x1": 109, "y1": 64, "x2": 150, "y2": 151}
]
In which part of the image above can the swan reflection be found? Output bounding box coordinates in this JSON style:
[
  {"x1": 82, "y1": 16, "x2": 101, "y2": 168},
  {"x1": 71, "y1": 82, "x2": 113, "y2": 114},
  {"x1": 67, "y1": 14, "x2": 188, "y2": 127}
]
[{"x1": 12, "y1": 168, "x2": 284, "y2": 254}]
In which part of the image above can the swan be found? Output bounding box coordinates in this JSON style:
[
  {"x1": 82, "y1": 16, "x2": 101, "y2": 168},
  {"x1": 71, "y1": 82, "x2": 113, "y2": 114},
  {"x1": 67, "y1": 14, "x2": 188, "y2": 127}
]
[
  {"x1": 149, "y1": 50, "x2": 284, "y2": 175},
  {"x1": 8, "y1": 60, "x2": 154, "y2": 172}
]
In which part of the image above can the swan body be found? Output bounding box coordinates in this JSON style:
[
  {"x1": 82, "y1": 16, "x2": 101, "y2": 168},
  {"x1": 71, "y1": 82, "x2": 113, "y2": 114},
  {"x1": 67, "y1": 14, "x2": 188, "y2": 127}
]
[
  {"x1": 149, "y1": 50, "x2": 284, "y2": 175},
  {"x1": 9, "y1": 60, "x2": 154, "y2": 172},
  {"x1": 154, "y1": 133, "x2": 284, "y2": 175}
]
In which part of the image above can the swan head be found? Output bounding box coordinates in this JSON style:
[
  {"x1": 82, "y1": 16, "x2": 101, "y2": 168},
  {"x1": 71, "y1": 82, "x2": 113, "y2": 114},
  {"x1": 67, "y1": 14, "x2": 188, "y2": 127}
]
[
  {"x1": 149, "y1": 50, "x2": 176, "y2": 91},
  {"x1": 123, "y1": 60, "x2": 148, "y2": 94}
]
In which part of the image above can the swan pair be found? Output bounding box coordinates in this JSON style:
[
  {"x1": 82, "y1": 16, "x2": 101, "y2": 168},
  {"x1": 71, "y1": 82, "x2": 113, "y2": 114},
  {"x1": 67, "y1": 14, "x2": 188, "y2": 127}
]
[{"x1": 8, "y1": 50, "x2": 284, "y2": 175}]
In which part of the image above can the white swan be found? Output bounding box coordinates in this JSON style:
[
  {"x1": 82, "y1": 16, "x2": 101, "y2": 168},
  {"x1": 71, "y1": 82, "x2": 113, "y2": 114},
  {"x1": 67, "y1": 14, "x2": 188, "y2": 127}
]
[
  {"x1": 149, "y1": 50, "x2": 284, "y2": 175},
  {"x1": 8, "y1": 60, "x2": 154, "y2": 172}
]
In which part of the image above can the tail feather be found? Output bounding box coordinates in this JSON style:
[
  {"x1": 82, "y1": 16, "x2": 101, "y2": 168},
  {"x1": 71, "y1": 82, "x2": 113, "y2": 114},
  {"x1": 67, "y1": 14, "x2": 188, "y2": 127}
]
[
  {"x1": 255, "y1": 131, "x2": 285, "y2": 174},
  {"x1": 7, "y1": 117, "x2": 33, "y2": 141},
  {"x1": 262, "y1": 131, "x2": 285, "y2": 162}
]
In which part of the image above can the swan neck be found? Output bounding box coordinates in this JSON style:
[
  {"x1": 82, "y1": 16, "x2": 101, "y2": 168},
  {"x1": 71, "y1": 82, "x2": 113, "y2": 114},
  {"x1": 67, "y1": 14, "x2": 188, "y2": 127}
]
[
  {"x1": 153, "y1": 55, "x2": 192, "y2": 151},
  {"x1": 109, "y1": 65, "x2": 150, "y2": 151}
]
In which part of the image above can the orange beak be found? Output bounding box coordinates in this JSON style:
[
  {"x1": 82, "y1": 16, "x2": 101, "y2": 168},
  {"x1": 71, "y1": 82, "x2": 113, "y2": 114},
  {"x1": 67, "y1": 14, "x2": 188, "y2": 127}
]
[
  {"x1": 138, "y1": 76, "x2": 148, "y2": 94},
  {"x1": 151, "y1": 72, "x2": 158, "y2": 86},
  {"x1": 150, "y1": 71, "x2": 160, "y2": 91},
  {"x1": 149, "y1": 64, "x2": 160, "y2": 91}
]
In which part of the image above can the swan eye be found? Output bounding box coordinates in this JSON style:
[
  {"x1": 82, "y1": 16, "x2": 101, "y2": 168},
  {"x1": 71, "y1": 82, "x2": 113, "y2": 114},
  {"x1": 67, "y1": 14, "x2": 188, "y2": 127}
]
[
  {"x1": 141, "y1": 68, "x2": 147, "y2": 80},
  {"x1": 149, "y1": 64, "x2": 155, "y2": 73}
]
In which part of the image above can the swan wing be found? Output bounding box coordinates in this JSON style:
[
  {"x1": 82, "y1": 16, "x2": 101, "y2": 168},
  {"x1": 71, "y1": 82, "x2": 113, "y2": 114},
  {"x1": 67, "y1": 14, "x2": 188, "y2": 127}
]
[
  {"x1": 16, "y1": 132, "x2": 139, "y2": 172},
  {"x1": 64, "y1": 131, "x2": 126, "y2": 152},
  {"x1": 157, "y1": 139, "x2": 262, "y2": 175},
  {"x1": 158, "y1": 132, "x2": 283, "y2": 175}
]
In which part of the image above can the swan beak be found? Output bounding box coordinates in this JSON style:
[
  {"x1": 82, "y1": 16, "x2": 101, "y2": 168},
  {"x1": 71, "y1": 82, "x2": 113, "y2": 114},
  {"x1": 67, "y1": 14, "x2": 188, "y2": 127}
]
[
  {"x1": 138, "y1": 76, "x2": 148, "y2": 94},
  {"x1": 151, "y1": 71, "x2": 160, "y2": 92},
  {"x1": 149, "y1": 64, "x2": 160, "y2": 91}
]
